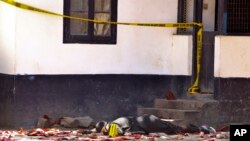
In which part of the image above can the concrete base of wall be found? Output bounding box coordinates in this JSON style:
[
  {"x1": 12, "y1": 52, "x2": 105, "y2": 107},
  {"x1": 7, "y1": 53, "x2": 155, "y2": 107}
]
[
  {"x1": 215, "y1": 78, "x2": 250, "y2": 100},
  {"x1": 198, "y1": 100, "x2": 250, "y2": 128},
  {"x1": 0, "y1": 74, "x2": 191, "y2": 128},
  {"x1": 210, "y1": 77, "x2": 250, "y2": 127}
]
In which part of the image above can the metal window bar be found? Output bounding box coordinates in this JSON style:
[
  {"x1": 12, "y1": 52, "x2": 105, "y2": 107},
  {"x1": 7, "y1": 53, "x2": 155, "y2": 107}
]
[
  {"x1": 227, "y1": 0, "x2": 250, "y2": 34},
  {"x1": 178, "y1": 0, "x2": 194, "y2": 34}
]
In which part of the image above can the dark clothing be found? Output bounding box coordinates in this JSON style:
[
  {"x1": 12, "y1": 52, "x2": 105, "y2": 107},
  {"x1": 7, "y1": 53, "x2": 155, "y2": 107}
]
[{"x1": 112, "y1": 114, "x2": 186, "y2": 135}]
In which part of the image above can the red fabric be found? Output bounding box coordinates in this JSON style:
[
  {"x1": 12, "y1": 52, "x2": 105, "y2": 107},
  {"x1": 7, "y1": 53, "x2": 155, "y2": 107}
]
[{"x1": 165, "y1": 91, "x2": 175, "y2": 100}]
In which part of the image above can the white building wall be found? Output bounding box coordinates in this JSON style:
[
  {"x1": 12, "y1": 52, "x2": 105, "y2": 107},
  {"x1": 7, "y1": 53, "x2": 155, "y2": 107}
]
[
  {"x1": 215, "y1": 36, "x2": 250, "y2": 78},
  {"x1": 0, "y1": 2, "x2": 16, "y2": 74},
  {"x1": 0, "y1": 0, "x2": 193, "y2": 75}
]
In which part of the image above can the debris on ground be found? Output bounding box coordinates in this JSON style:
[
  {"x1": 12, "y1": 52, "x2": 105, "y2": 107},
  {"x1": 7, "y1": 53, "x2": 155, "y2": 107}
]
[
  {"x1": 37, "y1": 115, "x2": 95, "y2": 129},
  {"x1": 0, "y1": 114, "x2": 230, "y2": 140},
  {"x1": 0, "y1": 128, "x2": 230, "y2": 141}
]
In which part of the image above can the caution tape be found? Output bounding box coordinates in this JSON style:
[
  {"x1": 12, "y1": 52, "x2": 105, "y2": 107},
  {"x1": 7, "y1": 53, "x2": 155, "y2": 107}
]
[
  {"x1": 188, "y1": 26, "x2": 203, "y2": 94},
  {"x1": 0, "y1": 0, "x2": 201, "y2": 28},
  {"x1": 0, "y1": 0, "x2": 203, "y2": 94}
]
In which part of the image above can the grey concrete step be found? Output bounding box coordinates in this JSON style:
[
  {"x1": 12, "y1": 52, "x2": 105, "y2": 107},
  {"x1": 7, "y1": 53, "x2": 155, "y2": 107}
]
[
  {"x1": 137, "y1": 98, "x2": 220, "y2": 127},
  {"x1": 137, "y1": 108, "x2": 200, "y2": 120},
  {"x1": 154, "y1": 99, "x2": 217, "y2": 110},
  {"x1": 183, "y1": 94, "x2": 214, "y2": 100}
]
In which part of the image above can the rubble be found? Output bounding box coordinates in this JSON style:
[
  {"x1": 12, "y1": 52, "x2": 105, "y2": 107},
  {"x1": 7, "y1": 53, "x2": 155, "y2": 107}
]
[
  {"x1": 0, "y1": 128, "x2": 230, "y2": 141},
  {"x1": 0, "y1": 115, "x2": 231, "y2": 140},
  {"x1": 215, "y1": 132, "x2": 230, "y2": 139},
  {"x1": 37, "y1": 115, "x2": 95, "y2": 129}
]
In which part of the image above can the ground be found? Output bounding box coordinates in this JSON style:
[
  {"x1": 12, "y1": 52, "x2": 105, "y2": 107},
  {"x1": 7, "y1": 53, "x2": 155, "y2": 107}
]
[{"x1": 0, "y1": 128, "x2": 229, "y2": 141}]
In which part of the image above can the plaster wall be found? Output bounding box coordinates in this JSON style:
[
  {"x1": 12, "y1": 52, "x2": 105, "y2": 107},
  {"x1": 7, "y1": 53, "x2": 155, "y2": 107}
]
[
  {"x1": 215, "y1": 36, "x2": 250, "y2": 78},
  {"x1": 0, "y1": 2, "x2": 16, "y2": 74},
  {"x1": 0, "y1": 0, "x2": 193, "y2": 75}
]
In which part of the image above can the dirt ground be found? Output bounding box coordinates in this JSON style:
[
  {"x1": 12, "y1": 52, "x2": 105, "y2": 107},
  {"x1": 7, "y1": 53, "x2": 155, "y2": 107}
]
[{"x1": 0, "y1": 128, "x2": 229, "y2": 141}]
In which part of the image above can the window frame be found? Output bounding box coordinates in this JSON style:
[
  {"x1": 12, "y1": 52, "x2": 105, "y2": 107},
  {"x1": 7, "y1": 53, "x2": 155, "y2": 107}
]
[
  {"x1": 216, "y1": 0, "x2": 250, "y2": 35},
  {"x1": 63, "y1": 0, "x2": 118, "y2": 44}
]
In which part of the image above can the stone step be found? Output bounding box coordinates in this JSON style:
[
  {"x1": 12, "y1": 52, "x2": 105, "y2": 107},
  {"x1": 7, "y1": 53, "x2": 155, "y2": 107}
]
[
  {"x1": 183, "y1": 94, "x2": 214, "y2": 100},
  {"x1": 154, "y1": 99, "x2": 217, "y2": 110},
  {"x1": 154, "y1": 99, "x2": 202, "y2": 110},
  {"x1": 137, "y1": 108, "x2": 200, "y2": 120}
]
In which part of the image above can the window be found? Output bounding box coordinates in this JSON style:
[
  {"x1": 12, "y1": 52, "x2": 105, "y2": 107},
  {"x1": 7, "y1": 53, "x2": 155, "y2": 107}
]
[
  {"x1": 227, "y1": 0, "x2": 250, "y2": 34},
  {"x1": 63, "y1": 0, "x2": 117, "y2": 44}
]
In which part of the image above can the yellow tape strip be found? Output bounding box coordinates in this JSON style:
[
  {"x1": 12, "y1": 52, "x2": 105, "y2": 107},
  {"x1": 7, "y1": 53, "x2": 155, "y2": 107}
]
[
  {"x1": 188, "y1": 26, "x2": 203, "y2": 94},
  {"x1": 0, "y1": 0, "x2": 201, "y2": 28}
]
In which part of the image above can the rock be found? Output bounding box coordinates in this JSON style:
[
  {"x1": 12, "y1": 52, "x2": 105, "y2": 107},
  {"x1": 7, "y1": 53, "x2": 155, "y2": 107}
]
[
  {"x1": 148, "y1": 132, "x2": 167, "y2": 137},
  {"x1": 60, "y1": 117, "x2": 79, "y2": 128},
  {"x1": 216, "y1": 132, "x2": 229, "y2": 139},
  {"x1": 199, "y1": 132, "x2": 205, "y2": 138},
  {"x1": 216, "y1": 134, "x2": 222, "y2": 139},
  {"x1": 157, "y1": 136, "x2": 169, "y2": 140},
  {"x1": 37, "y1": 118, "x2": 50, "y2": 128},
  {"x1": 60, "y1": 116, "x2": 94, "y2": 128},
  {"x1": 184, "y1": 133, "x2": 189, "y2": 136},
  {"x1": 75, "y1": 116, "x2": 95, "y2": 128},
  {"x1": 209, "y1": 134, "x2": 216, "y2": 138}
]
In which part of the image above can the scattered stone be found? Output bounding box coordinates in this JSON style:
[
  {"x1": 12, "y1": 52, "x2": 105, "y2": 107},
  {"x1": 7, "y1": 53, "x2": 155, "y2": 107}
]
[
  {"x1": 60, "y1": 117, "x2": 79, "y2": 128},
  {"x1": 148, "y1": 132, "x2": 166, "y2": 137},
  {"x1": 216, "y1": 132, "x2": 230, "y2": 139},
  {"x1": 209, "y1": 134, "x2": 216, "y2": 138},
  {"x1": 75, "y1": 116, "x2": 95, "y2": 128},
  {"x1": 203, "y1": 139, "x2": 215, "y2": 141},
  {"x1": 199, "y1": 131, "x2": 205, "y2": 138},
  {"x1": 37, "y1": 117, "x2": 50, "y2": 128},
  {"x1": 0, "y1": 128, "x2": 230, "y2": 141}
]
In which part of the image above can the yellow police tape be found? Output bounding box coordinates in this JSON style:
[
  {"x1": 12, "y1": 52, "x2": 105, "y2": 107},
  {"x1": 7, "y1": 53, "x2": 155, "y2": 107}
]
[
  {"x1": 0, "y1": 0, "x2": 203, "y2": 94},
  {"x1": 108, "y1": 123, "x2": 119, "y2": 137},
  {"x1": 188, "y1": 27, "x2": 203, "y2": 94},
  {"x1": 0, "y1": 0, "x2": 201, "y2": 28}
]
